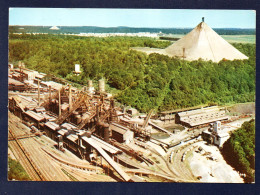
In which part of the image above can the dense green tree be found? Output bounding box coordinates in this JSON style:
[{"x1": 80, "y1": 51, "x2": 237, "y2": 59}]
[
  {"x1": 9, "y1": 34, "x2": 255, "y2": 112},
  {"x1": 222, "y1": 119, "x2": 255, "y2": 183}
]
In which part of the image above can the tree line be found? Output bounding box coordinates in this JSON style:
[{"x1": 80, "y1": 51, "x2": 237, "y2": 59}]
[
  {"x1": 9, "y1": 26, "x2": 256, "y2": 35},
  {"x1": 221, "y1": 119, "x2": 255, "y2": 183},
  {"x1": 9, "y1": 34, "x2": 255, "y2": 112}
]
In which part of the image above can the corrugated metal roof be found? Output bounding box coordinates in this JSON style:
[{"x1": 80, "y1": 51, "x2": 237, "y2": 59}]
[
  {"x1": 110, "y1": 123, "x2": 128, "y2": 135},
  {"x1": 91, "y1": 136, "x2": 122, "y2": 154},
  {"x1": 45, "y1": 121, "x2": 60, "y2": 130},
  {"x1": 41, "y1": 113, "x2": 56, "y2": 121},
  {"x1": 183, "y1": 115, "x2": 229, "y2": 127},
  {"x1": 25, "y1": 110, "x2": 45, "y2": 121},
  {"x1": 61, "y1": 123, "x2": 77, "y2": 130},
  {"x1": 57, "y1": 129, "x2": 68, "y2": 136},
  {"x1": 8, "y1": 78, "x2": 24, "y2": 86},
  {"x1": 67, "y1": 134, "x2": 78, "y2": 142},
  {"x1": 178, "y1": 106, "x2": 219, "y2": 117}
]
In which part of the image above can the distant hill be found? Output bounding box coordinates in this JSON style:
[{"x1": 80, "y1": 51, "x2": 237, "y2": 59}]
[{"x1": 9, "y1": 25, "x2": 256, "y2": 35}]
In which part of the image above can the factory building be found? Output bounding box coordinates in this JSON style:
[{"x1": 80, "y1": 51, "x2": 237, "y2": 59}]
[
  {"x1": 202, "y1": 121, "x2": 230, "y2": 147},
  {"x1": 44, "y1": 121, "x2": 60, "y2": 140},
  {"x1": 8, "y1": 78, "x2": 26, "y2": 92},
  {"x1": 110, "y1": 122, "x2": 134, "y2": 144},
  {"x1": 23, "y1": 110, "x2": 45, "y2": 128},
  {"x1": 175, "y1": 106, "x2": 229, "y2": 127}
]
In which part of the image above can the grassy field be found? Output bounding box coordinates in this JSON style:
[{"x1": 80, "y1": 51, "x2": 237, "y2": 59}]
[
  {"x1": 162, "y1": 34, "x2": 255, "y2": 44},
  {"x1": 221, "y1": 35, "x2": 255, "y2": 44}
]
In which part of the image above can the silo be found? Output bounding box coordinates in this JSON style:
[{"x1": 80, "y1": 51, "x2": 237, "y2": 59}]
[{"x1": 99, "y1": 79, "x2": 105, "y2": 93}]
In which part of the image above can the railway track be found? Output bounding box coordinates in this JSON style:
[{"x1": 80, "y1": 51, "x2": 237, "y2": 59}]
[
  {"x1": 168, "y1": 141, "x2": 201, "y2": 181},
  {"x1": 8, "y1": 112, "x2": 71, "y2": 181},
  {"x1": 8, "y1": 128, "x2": 46, "y2": 181}
]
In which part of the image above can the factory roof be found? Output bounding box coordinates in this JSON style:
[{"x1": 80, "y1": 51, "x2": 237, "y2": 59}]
[
  {"x1": 41, "y1": 113, "x2": 56, "y2": 121},
  {"x1": 217, "y1": 132, "x2": 229, "y2": 138},
  {"x1": 57, "y1": 129, "x2": 68, "y2": 136},
  {"x1": 67, "y1": 134, "x2": 78, "y2": 142},
  {"x1": 45, "y1": 121, "x2": 60, "y2": 130},
  {"x1": 35, "y1": 73, "x2": 46, "y2": 79},
  {"x1": 34, "y1": 107, "x2": 46, "y2": 113},
  {"x1": 8, "y1": 78, "x2": 24, "y2": 86},
  {"x1": 159, "y1": 104, "x2": 210, "y2": 115},
  {"x1": 41, "y1": 81, "x2": 63, "y2": 90},
  {"x1": 11, "y1": 73, "x2": 21, "y2": 78},
  {"x1": 15, "y1": 68, "x2": 38, "y2": 75},
  {"x1": 110, "y1": 122, "x2": 130, "y2": 135},
  {"x1": 184, "y1": 115, "x2": 229, "y2": 127},
  {"x1": 25, "y1": 110, "x2": 45, "y2": 122},
  {"x1": 61, "y1": 123, "x2": 77, "y2": 130},
  {"x1": 177, "y1": 106, "x2": 220, "y2": 117},
  {"x1": 177, "y1": 106, "x2": 230, "y2": 127},
  {"x1": 91, "y1": 136, "x2": 122, "y2": 154}
]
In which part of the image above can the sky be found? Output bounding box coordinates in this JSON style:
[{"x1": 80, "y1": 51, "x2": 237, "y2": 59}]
[{"x1": 9, "y1": 8, "x2": 256, "y2": 28}]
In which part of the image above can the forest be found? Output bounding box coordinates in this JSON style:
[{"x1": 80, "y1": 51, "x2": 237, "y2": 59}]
[
  {"x1": 8, "y1": 34, "x2": 255, "y2": 112},
  {"x1": 221, "y1": 119, "x2": 255, "y2": 183}
]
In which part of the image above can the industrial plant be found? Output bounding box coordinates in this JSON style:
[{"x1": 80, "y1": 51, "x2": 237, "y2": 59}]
[
  {"x1": 7, "y1": 18, "x2": 254, "y2": 182},
  {"x1": 8, "y1": 61, "x2": 252, "y2": 182}
]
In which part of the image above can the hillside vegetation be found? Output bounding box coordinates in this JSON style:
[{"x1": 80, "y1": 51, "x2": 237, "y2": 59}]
[
  {"x1": 9, "y1": 34, "x2": 255, "y2": 112},
  {"x1": 8, "y1": 157, "x2": 31, "y2": 181},
  {"x1": 221, "y1": 119, "x2": 255, "y2": 183}
]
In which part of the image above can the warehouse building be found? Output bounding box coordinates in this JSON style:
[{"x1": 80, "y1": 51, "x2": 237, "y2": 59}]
[{"x1": 175, "y1": 106, "x2": 229, "y2": 127}]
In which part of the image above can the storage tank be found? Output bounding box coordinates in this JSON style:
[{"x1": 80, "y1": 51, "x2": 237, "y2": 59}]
[{"x1": 99, "y1": 79, "x2": 105, "y2": 93}]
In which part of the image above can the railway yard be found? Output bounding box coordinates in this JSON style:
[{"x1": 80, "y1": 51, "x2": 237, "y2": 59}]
[{"x1": 7, "y1": 64, "x2": 255, "y2": 182}]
